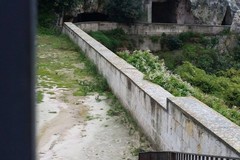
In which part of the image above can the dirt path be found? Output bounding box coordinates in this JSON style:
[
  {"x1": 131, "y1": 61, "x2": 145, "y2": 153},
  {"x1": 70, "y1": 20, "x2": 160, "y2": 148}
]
[{"x1": 36, "y1": 33, "x2": 152, "y2": 160}]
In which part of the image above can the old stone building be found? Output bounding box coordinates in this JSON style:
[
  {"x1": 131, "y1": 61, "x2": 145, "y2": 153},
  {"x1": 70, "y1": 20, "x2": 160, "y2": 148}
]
[{"x1": 144, "y1": 0, "x2": 240, "y2": 25}]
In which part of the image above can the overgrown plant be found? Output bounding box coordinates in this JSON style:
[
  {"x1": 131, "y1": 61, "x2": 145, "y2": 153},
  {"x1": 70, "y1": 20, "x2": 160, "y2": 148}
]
[
  {"x1": 117, "y1": 50, "x2": 240, "y2": 126},
  {"x1": 89, "y1": 29, "x2": 133, "y2": 51},
  {"x1": 105, "y1": 0, "x2": 143, "y2": 23}
]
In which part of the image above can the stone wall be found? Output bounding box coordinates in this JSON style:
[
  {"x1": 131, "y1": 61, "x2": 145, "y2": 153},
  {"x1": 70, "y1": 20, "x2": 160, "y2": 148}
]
[
  {"x1": 75, "y1": 21, "x2": 229, "y2": 35},
  {"x1": 63, "y1": 22, "x2": 240, "y2": 157}
]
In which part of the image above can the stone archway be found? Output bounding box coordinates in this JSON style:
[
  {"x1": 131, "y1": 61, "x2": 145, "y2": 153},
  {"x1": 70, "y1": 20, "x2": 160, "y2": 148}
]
[
  {"x1": 222, "y1": 6, "x2": 233, "y2": 25},
  {"x1": 152, "y1": 0, "x2": 177, "y2": 23}
]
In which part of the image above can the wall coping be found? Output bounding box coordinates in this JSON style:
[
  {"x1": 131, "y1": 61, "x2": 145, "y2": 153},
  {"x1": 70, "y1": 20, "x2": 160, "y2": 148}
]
[
  {"x1": 75, "y1": 21, "x2": 231, "y2": 28},
  {"x1": 168, "y1": 97, "x2": 240, "y2": 155},
  {"x1": 64, "y1": 22, "x2": 173, "y2": 109},
  {"x1": 63, "y1": 22, "x2": 240, "y2": 156}
]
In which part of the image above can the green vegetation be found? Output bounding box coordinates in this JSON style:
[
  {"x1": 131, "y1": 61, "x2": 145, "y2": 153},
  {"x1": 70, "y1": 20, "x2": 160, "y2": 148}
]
[
  {"x1": 158, "y1": 32, "x2": 240, "y2": 73},
  {"x1": 150, "y1": 35, "x2": 160, "y2": 43},
  {"x1": 88, "y1": 29, "x2": 134, "y2": 52},
  {"x1": 38, "y1": 0, "x2": 82, "y2": 27},
  {"x1": 176, "y1": 62, "x2": 240, "y2": 107},
  {"x1": 117, "y1": 50, "x2": 240, "y2": 126},
  {"x1": 37, "y1": 91, "x2": 44, "y2": 103},
  {"x1": 37, "y1": 28, "x2": 109, "y2": 96},
  {"x1": 88, "y1": 29, "x2": 240, "y2": 125},
  {"x1": 107, "y1": 93, "x2": 138, "y2": 135},
  {"x1": 38, "y1": 0, "x2": 143, "y2": 27},
  {"x1": 105, "y1": 0, "x2": 143, "y2": 23},
  {"x1": 161, "y1": 33, "x2": 183, "y2": 51}
]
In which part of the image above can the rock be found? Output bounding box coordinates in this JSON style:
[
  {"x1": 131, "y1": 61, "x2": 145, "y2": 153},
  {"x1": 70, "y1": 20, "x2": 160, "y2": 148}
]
[
  {"x1": 147, "y1": 0, "x2": 240, "y2": 25},
  {"x1": 185, "y1": 0, "x2": 240, "y2": 25},
  {"x1": 48, "y1": 111, "x2": 57, "y2": 114},
  {"x1": 188, "y1": 0, "x2": 228, "y2": 25},
  {"x1": 231, "y1": 10, "x2": 240, "y2": 33}
]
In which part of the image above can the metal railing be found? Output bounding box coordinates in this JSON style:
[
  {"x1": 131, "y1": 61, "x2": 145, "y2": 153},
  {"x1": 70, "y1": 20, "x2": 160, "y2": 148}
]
[{"x1": 139, "y1": 152, "x2": 240, "y2": 160}]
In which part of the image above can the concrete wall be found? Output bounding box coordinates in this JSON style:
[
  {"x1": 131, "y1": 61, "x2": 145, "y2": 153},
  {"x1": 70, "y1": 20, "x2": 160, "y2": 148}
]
[
  {"x1": 75, "y1": 21, "x2": 229, "y2": 35},
  {"x1": 63, "y1": 22, "x2": 240, "y2": 157}
]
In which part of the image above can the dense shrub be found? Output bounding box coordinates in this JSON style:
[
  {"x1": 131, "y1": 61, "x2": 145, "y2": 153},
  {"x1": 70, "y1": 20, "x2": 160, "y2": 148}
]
[
  {"x1": 89, "y1": 31, "x2": 117, "y2": 50},
  {"x1": 150, "y1": 36, "x2": 160, "y2": 43},
  {"x1": 176, "y1": 62, "x2": 240, "y2": 107},
  {"x1": 117, "y1": 50, "x2": 240, "y2": 125},
  {"x1": 178, "y1": 32, "x2": 197, "y2": 42},
  {"x1": 160, "y1": 34, "x2": 183, "y2": 51},
  {"x1": 105, "y1": 0, "x2": 143, "y2": 23},
  {"x1": 158, "y1": 43, "x2": 217, "y2": 73},
  {"x1": 38, "y1": 0, "x2": 82, "y2": 27},
  {"x1": 118, "y1": 50, "x2": 192, "y2": 96},
  {"x1": 89, "y1": 29, "x2": 131, "y2": 51}
]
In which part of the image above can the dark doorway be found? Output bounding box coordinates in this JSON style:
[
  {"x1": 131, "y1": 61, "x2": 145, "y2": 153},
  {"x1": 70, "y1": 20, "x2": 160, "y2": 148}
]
[
  {"x1": 73, "y1": 12, "x2": 109, "y2": 23},
  {"x1": 152, "y1": 1, "x2": 177, "y2": 23},
  {"x1": 222, "y1": 6, "x2": 233, "y2": 25}
]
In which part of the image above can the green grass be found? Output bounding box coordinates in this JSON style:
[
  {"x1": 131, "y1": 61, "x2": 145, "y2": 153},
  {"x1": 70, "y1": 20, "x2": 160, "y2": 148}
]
[
  {"x1": 37, "y1": 28, "x2": 152, "y2": 152},
  {"x1": 106, "y1": 93, "x2": 139, "y2": 135},
  {"x1": 88, "y1": 29, "x2": 133, "y2": 52},
  {"x1": 37, "y1": 28, "x2": 109, "y2": 96},
  {"x1": 37, "y1": 91, "x2": 44, "y2": 103}
]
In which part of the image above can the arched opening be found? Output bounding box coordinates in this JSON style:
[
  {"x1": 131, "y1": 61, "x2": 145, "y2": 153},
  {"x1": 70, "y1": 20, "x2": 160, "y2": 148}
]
[
  {"x1": 152, "y1": 0, "x2": 177, "y2": 23},
  {"x1": 222, "y1": 6, "x2": 233, "y2": 25},
  {"x1": 73, "y1": 12, "x2": 109, "y2": 23}
]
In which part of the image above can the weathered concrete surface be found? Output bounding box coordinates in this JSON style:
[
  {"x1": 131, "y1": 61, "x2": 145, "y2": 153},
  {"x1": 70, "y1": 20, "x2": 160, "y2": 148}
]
[
  {"x1": 75, "y1": 21, "x2": 228, "y2": 35},
  {"x1": 168, "y1": 97, "x2": 240, "y2": 155},
  {"x1": 63, "y1": 22, "x2": 240, "y2": 157},
  {"x1": 76, "y1": 21, "x2": 230, "y2": 53}
]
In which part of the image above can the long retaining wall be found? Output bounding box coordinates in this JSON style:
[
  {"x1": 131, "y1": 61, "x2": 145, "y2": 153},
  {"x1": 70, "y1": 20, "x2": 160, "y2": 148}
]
[
  {"x1": 63, "y1": 22, "x2": 240, "y2": 157},
  {"x1": 75, "y1": 21, "x2": 230, "y2": 35}
]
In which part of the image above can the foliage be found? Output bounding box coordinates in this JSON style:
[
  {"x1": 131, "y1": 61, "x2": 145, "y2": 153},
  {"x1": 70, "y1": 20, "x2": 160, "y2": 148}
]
[
  {"x1": 118, "y1": 50, "x2": 192, "y2": 96},
  {"x1": 219, "y1": 28, "x2": 231, "y2": 35},
  {"x1": 118, "y1": 50, "x2": 240, "y2": 126},
  {"x1": 106, "y1": 93, "x2": 139, "y2": 134},
  {"x1": 175, "y1": 62, "x2": 240, "y2": 107},
  {"x1": 160, "y1": 33, "x2": 183, "y2": 51},
  {"x1": 178, "y1": 32, "x2": 199, "y2": 43},
  {"x1": 37, "y1": 30, "x2": 109, "y2": 97},
  {"x1": 105, "y1": 0, "x2": 143, "y2": 23},
  {"x1": 37, "y1": 91, "x2": 44, "y2": 103},
  {"x1": 182, "y1": 44, "x2": 217, "y2": 72},
  {"x1": 89, "y1": 29, "x2": 132, "y2": 51},
  {"x1": 38, "y1": 0, "x2": 82, "y2": 27},
  {"x1": 150, "y1": 36, "x2": 160, "y2": 43},
  {"x1": 38, "y1": 27, "x2": 61, "y2": 35}
]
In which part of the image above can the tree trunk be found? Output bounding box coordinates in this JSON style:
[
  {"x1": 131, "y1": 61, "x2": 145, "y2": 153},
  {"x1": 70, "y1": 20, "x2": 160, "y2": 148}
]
[{"x1": 59, "y1": 9, "x2": 64, "y2": 26}]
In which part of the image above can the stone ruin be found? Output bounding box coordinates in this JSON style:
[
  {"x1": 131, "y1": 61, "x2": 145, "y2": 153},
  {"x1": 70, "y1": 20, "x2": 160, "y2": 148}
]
[{"x1": 144, "y1": 0, "x2": 240, "y2": 26}]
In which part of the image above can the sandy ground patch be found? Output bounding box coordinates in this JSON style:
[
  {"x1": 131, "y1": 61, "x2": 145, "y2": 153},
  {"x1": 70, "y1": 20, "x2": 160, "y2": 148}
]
[{"x1": 37, "y1": 91, "x2": 151, "y2": 160}]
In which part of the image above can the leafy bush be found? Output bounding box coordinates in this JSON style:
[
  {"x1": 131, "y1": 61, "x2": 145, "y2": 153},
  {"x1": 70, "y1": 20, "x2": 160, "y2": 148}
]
[
  {"x1": 118, "y1": 50, "x2": 193, "y2": 97},
  {"x1": 118, "y1": 50, "x2": 240, "y2": 125},
  {"x1": 89, "y1": 29, "x2": 130, "y2": 51},
  {"x1": 105, "y1": 0, "x2": 143, "y2": 23},
  {"x1": 176, "y1": 62, "x2": 240, "y2": 107},
  {"x1": 178, "y1": 32, "x2": 196, "y2": 42},
  {"x1": 89, "y1": 31, "x2": 118, "y2": 51},
  {"x1": 38, "y1": 0, "x2": 82, "y2": 27},
  {"x1": 150, "y1": 36, "x2": 160, "y2": 43},
  {"x1": 160, "y1": 33, "x2": 183, "y2": 51},
  {"x1": 181, "y1": 44, "x2": 217, "y2": 73}
]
